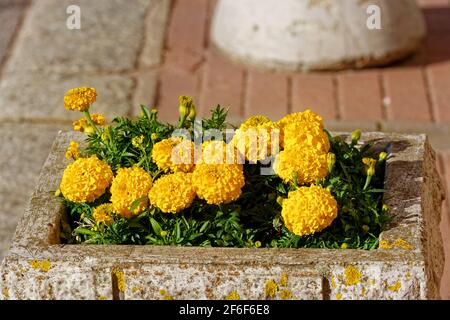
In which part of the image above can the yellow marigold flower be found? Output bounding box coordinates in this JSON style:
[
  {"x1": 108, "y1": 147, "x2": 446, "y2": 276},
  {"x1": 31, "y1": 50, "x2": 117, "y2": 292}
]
[
  {"x1": 149, "y1": 172, "x2": 196, "y2": 213},
  {"x1": 232, "y1": 116, "x2": 281, "y2": 162},
  {"x1": 274, "y1": 146, "x2": 328, "y2": 184},
  {"x1": 151, "y1": 137, "x2": 194, "y2": 173},
  {"x1": 65, "y1": 141, "x2": 81, "y2": 160},
  {"x1": 60, "y1": 156, "x2": 113, "y2": 203},
  {"x1": 73, "y1": 114, "x2": 105, "y2": 133},
  {"x1": 192, "y1": 163, "x2": 245, "y2": 205},
  {"x1": 110, "y1": 166, "x2": 153, "y2": 218},
  {"x1": 64, "y1": 87, "x2": 97, "y2": 112},
  {"x1": 92, "y1": 203, "x2": 114, "y2": 225},
  {"x1": 283, "y1": 121, "x2": 330, "y2": 152},
  {"x1": 132, "y1": 135, "x2": 144, "y2": 148},
  {"x1": 281, "y1": 185, "x2": 338, "y2": 236},
  {"x1": 362, "y1": 157, "x2": 376, "y2": 176},
  {"x1": 91, "y1": 113, "x2": 106, "y2": 125},
  {"x1": 200, "y1": 140, "x2": 238, "y2": 164},
  {"x1": 277, "y1": 109, "x2": 324, "y2": 131}
]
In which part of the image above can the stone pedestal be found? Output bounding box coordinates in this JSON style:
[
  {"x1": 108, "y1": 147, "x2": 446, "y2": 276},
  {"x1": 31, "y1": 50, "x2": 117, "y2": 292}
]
[
  {"x1": 0, "y1": 132, "x2": 445, "y2": 299},
  {"x1": 211, "y1": 0, "x2": 426, "y2": 71}
]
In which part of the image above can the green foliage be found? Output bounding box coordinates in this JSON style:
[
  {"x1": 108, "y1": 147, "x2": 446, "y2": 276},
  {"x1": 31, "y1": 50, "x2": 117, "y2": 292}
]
[{"x1": 63, "y1": 105, "x2": 389, "y2": 249}]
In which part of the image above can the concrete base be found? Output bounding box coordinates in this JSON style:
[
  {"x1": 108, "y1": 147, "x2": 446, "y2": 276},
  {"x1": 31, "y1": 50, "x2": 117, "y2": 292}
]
[
  {"x1": 211, "y1": 0, "x2": 426, "y2": 71},
  {"x1": 0, "y1": 132, "x2": 445, "y2": 299}
]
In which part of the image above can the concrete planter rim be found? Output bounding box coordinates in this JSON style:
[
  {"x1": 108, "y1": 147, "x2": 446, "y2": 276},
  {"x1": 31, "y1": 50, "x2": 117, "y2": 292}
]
[{"x1": 0, "y1": 131, "x2": 444, "y2": 299}]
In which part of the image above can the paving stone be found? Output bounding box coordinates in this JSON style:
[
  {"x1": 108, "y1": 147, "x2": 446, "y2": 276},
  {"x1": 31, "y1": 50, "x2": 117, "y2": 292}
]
[
  {"x1": 166, "y1": 0, "x2": 208, "y2": 55},
  {"x1": 199, "y1": 50, "x2": 244, "y2": 119},
  {"x1": 0, "y1": 73, "x2": 134, "y2": 121},
  {"x1": 5, "y1": 0, "x2": 150, "y2": 74},
  {"x1": 140, "y1": 0, "x2": 172, "y2": 67},
  {"x1": 291, "y1": 73, "x2": 337, "y2": 120},
  {"x1": 0, "y1": 5, "x2": 25, "y2": 65},
  {"x1": 383, "y1": 68, "x2": 432, "y2": 122},
  {"x1": 132, "y1": 70, "x2": 158, "y2": 116},
  {"x1": 245, "y1": 70, "x2": 288, "y2": 121},
  {"x1": 427, "y1": 62, "x2": 450, "y2": 123},
  {"x1": 337, "y1": 70, "x2": 383, "y2": 121}
]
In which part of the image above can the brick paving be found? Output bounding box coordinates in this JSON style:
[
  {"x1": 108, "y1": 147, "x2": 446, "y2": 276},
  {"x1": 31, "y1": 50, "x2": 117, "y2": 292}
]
[{"x1": 0, "y1": 0, "x2": 449, "y2": 298}]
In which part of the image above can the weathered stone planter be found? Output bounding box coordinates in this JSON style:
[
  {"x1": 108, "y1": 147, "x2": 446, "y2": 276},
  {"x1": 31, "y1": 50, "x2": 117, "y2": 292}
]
[{"x1": 0, "y1": 131, "x2": 445, "y2": 300}]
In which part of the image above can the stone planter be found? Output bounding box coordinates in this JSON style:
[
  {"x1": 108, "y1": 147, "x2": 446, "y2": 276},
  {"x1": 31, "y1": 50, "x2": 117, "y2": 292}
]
[
  {"x1": 211, "y1": 0, "x2": 426, "y2": 71},
  {"x1": 0, "y1": 131, "x2": 445, "y2": 300}
]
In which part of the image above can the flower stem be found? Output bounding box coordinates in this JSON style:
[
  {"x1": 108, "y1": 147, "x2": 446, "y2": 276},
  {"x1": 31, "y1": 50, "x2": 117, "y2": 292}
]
[{"x1": 83, "y1": 111, "x2": 100, "y2": 135}]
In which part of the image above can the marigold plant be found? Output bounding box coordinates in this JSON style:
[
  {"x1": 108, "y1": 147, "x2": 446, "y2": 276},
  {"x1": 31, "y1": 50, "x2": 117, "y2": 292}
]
[{"x1": 59, "y1": 88, "x2": 389, "y2": 250}]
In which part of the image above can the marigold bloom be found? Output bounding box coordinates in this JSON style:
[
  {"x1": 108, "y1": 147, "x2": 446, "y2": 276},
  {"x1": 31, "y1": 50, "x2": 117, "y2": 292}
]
[
  {"x1": 149, "y1": 172, "x2": 196, "y2": 213},
  {"x1": 283, "y1": 121, "x2": 330, "y2": 153},
  {"x1": 92, "y1": 203, "x2": 114, "y2": 225},
  {"x1": 277, "y1": 109, "x2": 324, "y2": 130},
  {"x1": 200, "y1": 140, "x2": 238, "y2": 164},
  {"x1": 192, "y1": 163, "x2": 245, "y2": 205},
  {"x1": 73, "y1": 113, "x2": 105, "y2": 133},
  {"x1": 110, "y1": 166, "x2": 153, "y2": 218},
  {"x1": 64, "y1": 87, "x2": 97, "y2": 112},
  {"x1": 65, "y1": 141, "x2": 81, "y2": 160},
  {"x1": 274, "y1": 146, "x2": 328, "y2": 184},
  {"x1": 60, "y1": 156, "x2": 113, "y2": 203},
  {"x1": 151, "y1": 137, "x2": 194, "y2": 173},
  {"x1": 232, "y1": 116, "x2": 281, "y2": 162},
  {"x1": 281, "y1": 185, "x2": 338, "y2": 236}
]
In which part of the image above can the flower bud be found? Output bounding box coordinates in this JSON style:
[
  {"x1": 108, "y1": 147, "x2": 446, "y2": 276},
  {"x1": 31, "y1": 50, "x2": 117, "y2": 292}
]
[
  {"x1": 379, "y1": 152, "x2": 388, "y2": 162},
  {"x1": 362, "y1": 157, "x2": 376, "y2": 177},
  {"x1": 255, "y1": 241, "x2": 261, "y2": 248},
  {"x1": 276, "y1": 196, "x2": 284, "y2": 206},
  {"x1": 327, "y1": 153, "x2": 336, "y2": 173},
  {"x1": 160, "y1": 230, "x2": 168, "y2": 237},
  {"x1": 362, "y1": 225, "x2": 370, "y2": 232},
  {"x1": 382, "y1": 204, "x2": 390, "y2": 213},
  {"x1": 188, "y1": 104, "x2": 196, "y2": 121},
  {"x1": 179, "y1": 95, "x2": 193, "y2": 119},
  {"x1": 151, "y1": 133, "x2": 158, "y2": 141},
  {"x1": 341, "y1": 243, "x2": 348, "y2": 249},
  {"x1": 351, "y1": 129, "x2": 361, "y2": 143}
]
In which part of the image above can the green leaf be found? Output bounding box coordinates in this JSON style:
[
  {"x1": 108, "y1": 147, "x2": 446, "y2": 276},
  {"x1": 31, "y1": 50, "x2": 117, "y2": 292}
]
[{"x1": 149, "y1": 217, "x2": 162, "y2": 235}]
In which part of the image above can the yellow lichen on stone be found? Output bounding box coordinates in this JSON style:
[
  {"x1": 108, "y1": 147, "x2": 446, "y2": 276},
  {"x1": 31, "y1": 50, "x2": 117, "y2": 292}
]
[
  {"x1": 225, "y1": 290, "x2": 241, "y2": 300},
  {"x1": 361, "y1": 287, "x2": 366, "y2": 297},
  {"x1": 97, "y1": 296, "x2": 107, "y2": 300},
  {"x1": 335, "y1": 293, "x2": 342, "y2": 300},
  {"x1": 387, "y1": 281, "x2": 401, "y2": 292},
  {"x1": 392, "y1": 239, "x2": 413, "y2": 250},
  {"x1": 112, "y1": 268, "x2": 125, "y2": 292},
  {"x1": 369, "y1": 279, "x2": 376, "y2": 285},
  {"x1": 379, "y1": 238, "x2": 413, "y2": 250},
  {"x1": 2, "y1": 287, "x2": 9, "y2": 299},
  {"x1": 159, "y1": 288, "x2": 166, "y2": 295},
  {"x1": 279, "y1": 273, "x2": 289, "y2": 287},
  {"x1": 162, "y1": 295, "x2": 174, "y2": 300},
  {"x1": 344, "y1": 265, "x2": 362, "y2": 286},
  {"x1": 28, "y1": 259, "x2": 52, "y2": 272},
  {"x1": 279, "y1": 289, "x2": 293, "y2": 300},
  {"x1": 265, "y1": 279, "x2": 278, "y2": 298},
  {"x1": 132, "y1": 287, "x2": 142, "y2": 294},
  {"x1": 406, "y1": 272, "x2": 411, "y2": 280}
]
